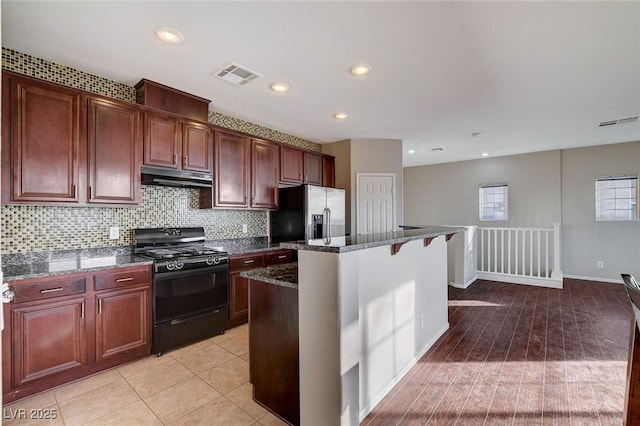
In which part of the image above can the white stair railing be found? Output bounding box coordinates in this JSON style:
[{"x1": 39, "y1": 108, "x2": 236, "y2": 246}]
[{"x1": 476, "y1": 223, "x2": 562, "y2": 288}]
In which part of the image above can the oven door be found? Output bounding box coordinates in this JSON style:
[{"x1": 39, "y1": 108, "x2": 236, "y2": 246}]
[{"x1": 153, "y1": 264, "x2": 228, "y2": 324}]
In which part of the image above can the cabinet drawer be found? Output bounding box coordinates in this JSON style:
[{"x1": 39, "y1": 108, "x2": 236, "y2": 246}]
[
  {"x1": 230, "y1": 254, "x2": 265, "y2": 271},
  {"x1": 94, "y1": 267, "x2": 151, "y2": 291},
  {"x1": 12, "y1": 277, "x2": 86, "y2": 304},
  {"x1": 265, "y1": 250, "x2": 297, "y2": 266}
]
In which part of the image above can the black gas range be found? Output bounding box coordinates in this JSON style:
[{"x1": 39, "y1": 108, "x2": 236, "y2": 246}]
[{"x1": 134, "y1": 227, "x2": 229, "y2": 356}]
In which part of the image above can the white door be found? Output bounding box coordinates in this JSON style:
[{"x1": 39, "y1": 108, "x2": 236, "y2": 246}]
[{"x1": 356, "y1": 173, "x2": 395, "y2": 235}]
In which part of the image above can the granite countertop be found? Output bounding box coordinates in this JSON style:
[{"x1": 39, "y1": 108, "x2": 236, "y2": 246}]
[
  {"x1": 3, "y1": 246, "x2": 152, "y2": 281},
  {"x1": 2, "y1": 237, "x2": 290, "y2": 281},
  {"x1": 240, "y1": 262, "x2": 298, "y2": 289},
  {"x1": 279, "y1": 225, "x2": 463, "y2": 253},
  {"x1": 204, "y1": 237, "x2": 285, "y2": 256}
]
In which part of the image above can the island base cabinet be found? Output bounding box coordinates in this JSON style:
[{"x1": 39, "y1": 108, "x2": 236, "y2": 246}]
[
  {"x1": 10, "y1": 296, "x2": 88, "y2": 388},
  {"x1": 249, "y1": 279, "x2": 299, "y2": 426}
]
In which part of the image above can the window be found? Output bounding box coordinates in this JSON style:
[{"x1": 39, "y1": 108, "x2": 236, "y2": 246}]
[
  {"x1": 479, "y1": 184, "x2": 508, "y2": 221},
  {"x1": 595, "y1": 175, "x2": 638, "y2": 221}
]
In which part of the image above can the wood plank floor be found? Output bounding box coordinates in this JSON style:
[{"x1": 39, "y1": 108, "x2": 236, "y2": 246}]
[{"x1": 362, "y1": 279, "x2": 632, "y2": 426}]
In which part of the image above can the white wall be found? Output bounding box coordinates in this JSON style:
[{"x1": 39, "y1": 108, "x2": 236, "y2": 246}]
[
  {"x1": 404, "y1": 150, "x2": 562, "y2": 227},
  {"x1": 323, "y1": 138, "x2": 404, "y2": 235},
  {"x1": 562, "y1": 142, "x2": 640, "y2": 280},
  {"x1": 404, "y1": 141, "x2": 640, "y2": 281}
]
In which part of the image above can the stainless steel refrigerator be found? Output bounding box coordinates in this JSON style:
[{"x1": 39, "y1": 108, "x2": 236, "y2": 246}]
[{"x1": 270, "y1": 185, "x2": 346, "y2": 243}]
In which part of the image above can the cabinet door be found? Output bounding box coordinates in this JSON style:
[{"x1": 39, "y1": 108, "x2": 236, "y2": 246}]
[
  {"x1": 143, "y1": 112, "x2": 180, "y2": 169},
  {"x1": 214, "y1": 131, "x2": 249, "y2": 207},
  {"x1": 87, "y1": 98, "x2": 141, "y2": 204},
  {"x1": 322, "y1": 155, "x2": 336, "y2": 188},
  {"x1": 280, "y1": 145, "x2": 303, "y2": 184},
  {"x1": 251, "y1": 139, "x2": 279, "y2": 209},
  {"x1": 229, "y1": 271, "x2": 250, "y2": 328},
  {"x1": 182, "y1": 121, "x2": 212, "y2": 173},
  {"x1": 95, "y1": 286, "x2": 151, "y2": 362},
  {"x1": 11, "y1": 297, "x2": 87, "y2": 387},
  {"x1": 9, "y1": 77, "x2": 80, "y2": 202},
  {"x1": 304, "y1": 152, "x2": 323, "y2": 185}
]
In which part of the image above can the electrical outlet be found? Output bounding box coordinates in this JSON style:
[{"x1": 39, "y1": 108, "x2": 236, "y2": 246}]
[
  {"x1": 109, "y1": 226, "x2": 119, "y2": 240},
  {"x1": 596, "y1": 261, "x2": 604, "y2": 269},
  {"x1": 242, "y1": 224, "x2": 248, "y2": 233}
]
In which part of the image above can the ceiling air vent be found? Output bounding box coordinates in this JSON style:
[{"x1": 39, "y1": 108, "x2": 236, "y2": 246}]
[
  {"x1": 599, "y1": 116, "x2": 638, "y2": 127},
  {"x1": 214, "y1": 63, "x2": 262, "y2": 86},
  {"x1": 431, "y1": 147, "x2": 444, "y2": 151}
]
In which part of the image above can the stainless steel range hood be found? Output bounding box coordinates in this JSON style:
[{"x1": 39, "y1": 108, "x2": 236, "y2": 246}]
[{"x1": 141, "y1": 166, "x2": 213, "y2": 189}]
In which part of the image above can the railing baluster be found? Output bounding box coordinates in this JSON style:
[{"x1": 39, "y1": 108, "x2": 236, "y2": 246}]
[
  {"x1": 545, "y1": 230, "x2": 549, "y2": 278},
  {"x1": 515, "y1": 230, "x2": 519, "y2": 275},
  {"x1": 529, "y1": 230, "x2": 533, "y2": 277},
  {"x1": 508, "y1": 229, "x2": 512, "y2": 274},
  {"x1": 537, "y1": 229, "x2": 541, "y2": 277},
  {"x1": 493, "y1": 228, "x2": 497, "y2": 273}
]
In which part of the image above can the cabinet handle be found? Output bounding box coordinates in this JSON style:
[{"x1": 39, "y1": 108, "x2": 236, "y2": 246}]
[
  {"x1": 174, "y1": 154, "x2": 178, "y2": 165},
  {"x1": 244, "y1": 260, "x2": 255, "y2": 264},
  {"x1": 88, "y1": 186, "x2": 92, "y2": 199},
  {"x1": 277, "y1": 255, "x2": 287, "y2": 259},
  {"x1": 71, "y1": 184, "x2": 76, "y2": 197},
  {"x1": 184, "y1": 155, "x2": 188, "y2": 165},
  {"x1": 81, "y1": 302, "x2": 85, "y2": 318},
  {"x1": 98, "y1": 299, "x2": 102, "y2": 314},
  {"x1": 40, "y1": 287, "x2": 64, "y2": 294},
  {"x1": 115, "y1": 277, "x2": 133, "y2": 283}
]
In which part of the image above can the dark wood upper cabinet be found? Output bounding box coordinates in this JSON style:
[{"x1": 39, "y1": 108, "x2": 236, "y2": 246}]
[
  {"x1": 143, "y1": 112, "x2": 180, "y2": 169},
  {"x1": 87, "y1": 98, "x2": 141, "y2": 204},
  {"x1": 5, "y1": 74, "x2": 81, "y2": 203},
  {"x1": 280, "y1": 145, "x2": 304, "y2": 184},
  {"x1": 304, "y1": 152, "x2": 323, "y2": 185},
  {"x1": 322, "y1": 155, "x2": 336, "y2": 188},
  {"x1": 214, "y1": 131, "x2": 250, "y2": 208},
  {"x1": 142, "y1": 112, "x2": 212, "y2": 174},
  {"x1": 182, "y1": 121, "x2": 212, "y2": 173},
  {"x1": 279, "y1": 145, "x2": 326, "y2": 186},
  {"x1": 251, "y1": 139, "x2": 279, "y2": 209}
]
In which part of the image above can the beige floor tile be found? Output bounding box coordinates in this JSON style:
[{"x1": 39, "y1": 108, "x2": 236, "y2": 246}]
[
  {"x1": 3, "y1": 403, "x2": 63, "y2": 426},
  {"x1": 168, "y1": 397, "x2": 255, "y2": 426},
  {"x1": 239, "y1": 351, "x2": 250, "y2": 362},
  {"x1": 199, "y1": 357, "x2": 250, "y2": 394},
  {"x1": 167, "y1": 335, "x2": 221, "y2": 358},
  {"x1": 217, "y1": 333, "x2": 249, "y2": 356},
  {"x1": 54, "y1": 369, "x2": 122, "y2": 402},
  {"x1": 258, "y1": 411, "x2": 290, "y2": 426},
  {"x1": 171, "y1": 343, "x2": 237, "y2": 373},
  {"x1": 117, "y1": 353, "x2": 173, "y2": 377},
  {"x1": 143, "y1": 376, "x2": 221, "y2": 423},
  {"x1": 4, "y1": 391, "x2": 57, "y2": 413},
  {"x1": 58, "y1": 377, "x2": 139, "y2": 426},
  {"x1": 121, "y1": 356, "x2": 195, "y2": 397},
  {"x1": 85, "y1": 400, "x2": 162, "y2": 426},
  {"x1": 225, "y1": 383, "x2": 270, "y2": 420}
]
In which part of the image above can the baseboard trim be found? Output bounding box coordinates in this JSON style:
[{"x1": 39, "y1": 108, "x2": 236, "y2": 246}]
[
  {"x1": 476, "y1": 272, "x2": 563, "y2": 289},
  {"x1": 449, "y1": 275, "x2": 478, "y2": 289},
  {"x1": 564, "y1": 274, "x2": 623, "y2": 284},
  {"x1": 358, "y1": 322, "x2": 450, "y2": 422}
]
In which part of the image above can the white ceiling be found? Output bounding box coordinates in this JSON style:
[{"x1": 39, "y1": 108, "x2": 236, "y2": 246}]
[{"x1": 3, "y1": 1, "x2": 639, "y2": 167}]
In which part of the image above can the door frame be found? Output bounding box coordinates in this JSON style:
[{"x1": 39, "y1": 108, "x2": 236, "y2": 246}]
[{"x1": 355, "y1": 172, "x2": 396, "y2": 235}]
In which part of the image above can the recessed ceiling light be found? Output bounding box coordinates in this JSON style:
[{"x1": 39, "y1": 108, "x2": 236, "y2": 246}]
[
  {"x1": 407, "y1": 149, "x2": 416, "y2": 154},
  {"x1": 349, "y1": 63, "x2": 372, "y2": 76},
  {"x1": 270, "y1": 83, "x2": 290, "y2": 92},
  {"x1": 481, "y1": 152, "x2": 490, "y2": 157},
  {"x1": 154, "y1": 27, "x2": 184, "y2": 44},
  {"x1": 333, "y1": 113, "x2": 349, "y2": 120}
]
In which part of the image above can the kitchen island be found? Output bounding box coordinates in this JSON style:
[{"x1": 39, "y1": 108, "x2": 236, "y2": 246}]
[{"x1": 264, "y1": 225, "x2": 460, "y2": 425}]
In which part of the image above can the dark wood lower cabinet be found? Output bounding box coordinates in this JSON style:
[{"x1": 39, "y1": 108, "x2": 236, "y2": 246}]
[
  {"x1": 249, "y1": 279, "x2": 299, "y2": 426},
  {"x1": 2, "y1": 265, "x2": 152, "y2": 403}
]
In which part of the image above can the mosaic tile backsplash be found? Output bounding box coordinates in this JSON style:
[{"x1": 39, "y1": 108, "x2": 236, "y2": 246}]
[
  {"x1": 2, "y1": 186, "x2": 268, "y2": 254},
  {"x1": 1, "y1": 48, "x2": 321, "y2": 253}
]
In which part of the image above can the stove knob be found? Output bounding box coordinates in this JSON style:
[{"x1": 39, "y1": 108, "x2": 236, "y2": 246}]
[
  {"x1": 166, "y1": 261, "x2": 175, "y2": 271},
  {"x1": 213, "y1": 255, "x2": 222, "y2": 265},
  {"x1": 206, "y1": 256, "x2": 215, "y2": 265},
  {"x1": 175, "y1": 261, "x2": 184, "y2": 270}
]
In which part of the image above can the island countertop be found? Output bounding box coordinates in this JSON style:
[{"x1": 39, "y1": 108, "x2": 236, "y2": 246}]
[
  {"x1": 240, "y1": 262, "x2": 298, "y2": 289},
  {"x1": 279, "y1": 225, "x2": 462, "y2": 253}
]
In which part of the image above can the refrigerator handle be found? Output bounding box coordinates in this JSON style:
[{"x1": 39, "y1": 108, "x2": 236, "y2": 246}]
[
  {"x1": 323, "y1": 208, "x2": 329, "y2": 239},
  {"x1": 327, "y1": 208, "x2": 332, "y2": 238}
]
